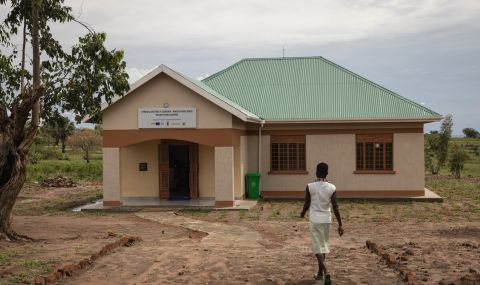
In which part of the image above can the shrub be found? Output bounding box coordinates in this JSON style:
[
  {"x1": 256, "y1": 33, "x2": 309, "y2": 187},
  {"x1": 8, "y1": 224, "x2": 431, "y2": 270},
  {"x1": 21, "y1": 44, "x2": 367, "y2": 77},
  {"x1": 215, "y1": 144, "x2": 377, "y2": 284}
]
[
  {"x1": 462, "y1": 128, "x2": 479, "y2": 138},
  {"x1": 448, "y1": 144, "x2": 470, "y2": 178},
  {"x1": 67, "y1": 129, "x2": 102, "y2": 163}
]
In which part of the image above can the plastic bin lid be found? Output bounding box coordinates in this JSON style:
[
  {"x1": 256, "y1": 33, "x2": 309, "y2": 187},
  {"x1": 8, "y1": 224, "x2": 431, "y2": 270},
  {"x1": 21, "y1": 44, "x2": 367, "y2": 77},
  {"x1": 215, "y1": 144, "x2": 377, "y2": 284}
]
[{"x1": 246, "y1": 172, "x2": 261, "y2": 177}]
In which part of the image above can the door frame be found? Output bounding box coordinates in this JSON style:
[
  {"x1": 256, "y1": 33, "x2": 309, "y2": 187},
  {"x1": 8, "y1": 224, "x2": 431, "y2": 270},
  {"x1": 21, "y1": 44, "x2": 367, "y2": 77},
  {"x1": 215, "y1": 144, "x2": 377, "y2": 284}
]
[{"x1": 158, "y1": 140, "x2": 199, "y2": 200}]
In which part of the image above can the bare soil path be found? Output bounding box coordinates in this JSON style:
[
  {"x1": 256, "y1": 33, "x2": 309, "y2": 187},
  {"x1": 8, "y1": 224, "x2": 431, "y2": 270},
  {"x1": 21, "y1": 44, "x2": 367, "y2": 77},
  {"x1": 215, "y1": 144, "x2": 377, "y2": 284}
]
[
  {"x1": 64, "y1": 212, "x2": 401, "y2": 285},
  {"x1": 136, "y1": 212, "x2": 264, "y2": 248}
]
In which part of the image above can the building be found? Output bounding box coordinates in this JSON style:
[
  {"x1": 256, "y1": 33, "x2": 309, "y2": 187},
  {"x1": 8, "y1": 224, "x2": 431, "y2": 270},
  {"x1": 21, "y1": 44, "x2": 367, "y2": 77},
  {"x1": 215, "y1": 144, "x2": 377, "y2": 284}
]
[{"x1": 97, "y1": 57, "x2": 442, "y2": 207}]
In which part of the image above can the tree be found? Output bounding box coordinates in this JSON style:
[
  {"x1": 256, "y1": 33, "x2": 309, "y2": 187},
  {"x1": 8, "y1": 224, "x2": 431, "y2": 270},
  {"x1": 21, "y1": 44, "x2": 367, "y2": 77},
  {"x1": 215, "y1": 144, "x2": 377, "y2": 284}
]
[
  {"x1": 425, "y1": 114, "x2": 453, "y2": 174},
  {"x1": 463, "y1": 128, "x2": 479, "y2": 139},
  {"x1": 448, "y1": 144, "x2": 469, "y2": 178},
  {"x1": 67, "y1": 129, "x2": 101, "y2": 163},
  {"x1": 44, "y1": 114, "x2": 75, "y2": 153},
  {"x1": 0, "y1": 0, "x2": 129, "y2": 240}
]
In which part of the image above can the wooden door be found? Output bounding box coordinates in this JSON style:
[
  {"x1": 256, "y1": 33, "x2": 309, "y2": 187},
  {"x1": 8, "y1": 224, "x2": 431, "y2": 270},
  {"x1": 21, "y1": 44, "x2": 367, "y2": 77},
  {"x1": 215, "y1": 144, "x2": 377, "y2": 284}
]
[
  {"x1": 189, "y1": 144, "x2": 199, "y2": 199},
  {"x1": 158, "y1": 143, "x2": 169, "y2": 199}
]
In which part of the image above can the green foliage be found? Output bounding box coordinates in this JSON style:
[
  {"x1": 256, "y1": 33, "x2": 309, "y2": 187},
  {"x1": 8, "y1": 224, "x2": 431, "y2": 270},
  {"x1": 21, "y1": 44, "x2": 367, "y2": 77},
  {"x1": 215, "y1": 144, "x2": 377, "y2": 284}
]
[
  {"x1": 27, "y1": 142, "x2": 66, "y2": 164},
  {"x1": 448, "y1": 144, "x2": 470, "y2": 178},
  {"x1": 27, "y1": 159, "x2": 102, "y2": 182},
  {"x1": 43, "y1": 113, "x2": 75, "y2": 152},
  {"x1": 425, "y1": 114, "x2": 453, "y2": 174},
  {"x1": 67, "y1": 129, "x2": 102, "y2": 163},
  {"x1": 463, "y1": 127, "x2": 480, "y2": 138},
  {"x1": 1, "y1": 0, "x2": 130, "y2": 125}
]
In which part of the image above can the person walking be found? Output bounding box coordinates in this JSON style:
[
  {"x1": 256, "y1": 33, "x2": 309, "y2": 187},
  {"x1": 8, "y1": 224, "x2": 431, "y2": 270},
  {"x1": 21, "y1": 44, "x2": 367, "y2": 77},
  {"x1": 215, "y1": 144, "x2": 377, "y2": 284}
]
[{"x1": 300, "y1": 162, "x2": 343, "y2": 282}]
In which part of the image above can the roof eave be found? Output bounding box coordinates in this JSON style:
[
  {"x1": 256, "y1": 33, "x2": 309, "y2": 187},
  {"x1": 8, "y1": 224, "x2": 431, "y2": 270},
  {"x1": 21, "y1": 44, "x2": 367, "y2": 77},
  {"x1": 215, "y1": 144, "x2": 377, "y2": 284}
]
[{"x1": 263, "y1": 117, "x2": 444, "y2": 124}]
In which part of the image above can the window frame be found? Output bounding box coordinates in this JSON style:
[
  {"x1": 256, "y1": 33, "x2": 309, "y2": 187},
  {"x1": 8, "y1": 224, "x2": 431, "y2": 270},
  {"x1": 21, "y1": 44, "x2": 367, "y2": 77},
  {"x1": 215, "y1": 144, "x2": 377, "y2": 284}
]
[
  {"x1": 354, "y1": 133, "x2": 395, "y2": 174},
  {"x1": 269, "y1": 135, "x2": 308, "y2": 175}
]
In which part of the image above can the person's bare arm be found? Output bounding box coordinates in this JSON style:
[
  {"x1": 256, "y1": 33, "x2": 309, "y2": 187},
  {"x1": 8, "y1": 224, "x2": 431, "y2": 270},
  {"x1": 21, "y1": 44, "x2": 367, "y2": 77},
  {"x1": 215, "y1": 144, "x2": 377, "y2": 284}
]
[
  {"x1": 331, "y1": 192, "x2": 344, "y2": 236},
  {"x1": 300, "y1": 186, "x2": 310, "y2": 218}
]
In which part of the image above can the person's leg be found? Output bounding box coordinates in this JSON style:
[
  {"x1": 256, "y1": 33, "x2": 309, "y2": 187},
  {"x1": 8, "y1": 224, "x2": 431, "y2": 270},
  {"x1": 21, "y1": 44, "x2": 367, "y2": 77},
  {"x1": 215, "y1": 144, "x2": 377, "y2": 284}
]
[{"x1": 315, "y1": 253, "x2": 326, "y2": 278}]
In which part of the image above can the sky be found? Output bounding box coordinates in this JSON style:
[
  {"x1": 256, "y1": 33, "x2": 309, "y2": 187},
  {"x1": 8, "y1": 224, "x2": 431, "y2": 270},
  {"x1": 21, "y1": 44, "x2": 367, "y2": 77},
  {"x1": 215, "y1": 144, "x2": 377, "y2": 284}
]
[{"x1": 3, "y1": 0, "x2": 480, "y2": 134}]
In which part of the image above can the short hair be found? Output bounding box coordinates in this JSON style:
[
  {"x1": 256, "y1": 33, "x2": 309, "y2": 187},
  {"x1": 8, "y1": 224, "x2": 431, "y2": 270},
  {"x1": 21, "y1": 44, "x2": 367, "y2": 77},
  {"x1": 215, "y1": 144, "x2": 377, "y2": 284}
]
[{"x1": 316, "y1": 162, "x2": 328, "y2": 178}]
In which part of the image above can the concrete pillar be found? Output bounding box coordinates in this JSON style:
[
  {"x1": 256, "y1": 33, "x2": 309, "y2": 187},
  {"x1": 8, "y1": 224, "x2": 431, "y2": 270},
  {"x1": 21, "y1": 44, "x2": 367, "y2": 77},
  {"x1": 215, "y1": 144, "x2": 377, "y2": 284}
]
[
  {"x1": 103, "y1": 147, "x2": 121, "y2": 206},
  {"x1": 214, "y1": 146, "x2": 235, "y2": 207}
]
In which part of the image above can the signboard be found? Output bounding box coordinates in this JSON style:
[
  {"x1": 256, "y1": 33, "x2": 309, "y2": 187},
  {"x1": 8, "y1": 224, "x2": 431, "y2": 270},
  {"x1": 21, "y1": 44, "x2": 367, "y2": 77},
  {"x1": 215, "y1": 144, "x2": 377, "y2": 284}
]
[
  {"x1": 138, "y1": 107, "x2": 197, "y2": 129},
  {"x1": 139, "y1": 163, "x2": 148, "y2": 171}
]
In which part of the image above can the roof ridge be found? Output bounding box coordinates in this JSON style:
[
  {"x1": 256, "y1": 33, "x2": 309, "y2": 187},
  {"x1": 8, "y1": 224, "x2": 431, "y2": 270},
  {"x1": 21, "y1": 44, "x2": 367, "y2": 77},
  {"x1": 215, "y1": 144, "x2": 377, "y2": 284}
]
[
  {"x1": 202, "y1": 59, "x2": 246, "y2": 83},
  {"x1": 242, "y1": 56, "x2": 325, "y2": 61},
  {"x1": 202, "y1": 56, "x2": 328, "y2": 83},
  {"x1": 319, "y1": 57, "x2": 441, "y2": 117}
]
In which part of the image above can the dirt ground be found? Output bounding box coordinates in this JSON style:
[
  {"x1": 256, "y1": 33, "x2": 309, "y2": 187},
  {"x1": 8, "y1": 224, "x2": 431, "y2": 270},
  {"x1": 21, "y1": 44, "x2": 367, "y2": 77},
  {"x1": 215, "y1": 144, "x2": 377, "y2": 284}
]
[{"x1": 0, "y1": 177, "x2": 479, "y2": 285}]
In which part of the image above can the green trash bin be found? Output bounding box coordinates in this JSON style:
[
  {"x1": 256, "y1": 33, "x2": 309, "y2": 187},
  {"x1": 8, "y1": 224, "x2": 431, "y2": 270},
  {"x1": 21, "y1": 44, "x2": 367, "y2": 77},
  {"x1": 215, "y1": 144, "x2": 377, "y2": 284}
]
[{"x1": 245, "y1": 172, "x2": 261, "y2": 199}]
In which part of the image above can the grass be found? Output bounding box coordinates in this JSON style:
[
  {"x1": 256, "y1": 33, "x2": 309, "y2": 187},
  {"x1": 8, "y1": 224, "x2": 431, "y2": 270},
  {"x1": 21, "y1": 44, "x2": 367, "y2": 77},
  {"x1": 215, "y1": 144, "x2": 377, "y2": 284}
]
[
  {"x1": 179, "y1": 176, "x2": 479, "y2": 224},
  {"x1": 17, "y1": 258, "x2": 57, "y2": 272},
  {"x1": 13, "y1": 186, "x2": 102, "y2": 215},
  {"x1": 431, "y1": 138, "x2": 480, "y2": 177},
  {"x1": 177, "y1": 209, "x2": 210, "y2": 217},
  {"x1": 27, "y1": 143, "x2": 102, "y2": 183},
  {"x1": 6, "y1": 258, "x2": 58, "y2": 284},
  {"x1": 27, "y1": 159, "x2": 102, "y2": 183},
  {"x1": 0, "y1": 251, "x2": 18, "y2": 266}
]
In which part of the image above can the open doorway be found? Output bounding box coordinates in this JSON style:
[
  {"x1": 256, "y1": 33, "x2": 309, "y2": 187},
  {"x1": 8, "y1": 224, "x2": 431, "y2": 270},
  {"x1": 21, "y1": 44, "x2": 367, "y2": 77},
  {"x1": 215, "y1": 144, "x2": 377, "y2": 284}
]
[
  {"x1": 169, "y1": 145, "x2": 190, "y2": 200},
  {"x1": 158, "y1": 140, "x2": 199, "y2": 200}
]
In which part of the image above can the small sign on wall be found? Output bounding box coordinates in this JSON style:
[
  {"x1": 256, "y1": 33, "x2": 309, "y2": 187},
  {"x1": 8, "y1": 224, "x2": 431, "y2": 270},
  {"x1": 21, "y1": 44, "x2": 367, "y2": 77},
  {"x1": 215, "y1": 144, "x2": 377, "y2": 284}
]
[
  {"x1": 138, "y1": 107, "x2": 197, "y2": 129},
  {"x1": 139, "y1": 163, "x2": 148, "y2": 171}
]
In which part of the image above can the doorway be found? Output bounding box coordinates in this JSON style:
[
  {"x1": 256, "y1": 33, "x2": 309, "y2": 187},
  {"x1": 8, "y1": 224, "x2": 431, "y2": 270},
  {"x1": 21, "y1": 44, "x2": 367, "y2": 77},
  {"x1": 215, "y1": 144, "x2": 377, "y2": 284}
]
[
  {"x1": 158, "y1": 140, "x2": 199, "y2": 201},
  {"x1": 169, "y1": 145, "x2": 190, "y2": 200}
]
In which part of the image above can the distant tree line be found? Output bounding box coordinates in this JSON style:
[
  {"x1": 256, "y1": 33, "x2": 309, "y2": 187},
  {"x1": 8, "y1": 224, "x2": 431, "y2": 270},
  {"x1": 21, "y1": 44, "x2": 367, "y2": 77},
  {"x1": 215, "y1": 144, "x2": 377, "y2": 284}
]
[{"x1": 425, "y1": 115, "x2": 471, "y2": 178}]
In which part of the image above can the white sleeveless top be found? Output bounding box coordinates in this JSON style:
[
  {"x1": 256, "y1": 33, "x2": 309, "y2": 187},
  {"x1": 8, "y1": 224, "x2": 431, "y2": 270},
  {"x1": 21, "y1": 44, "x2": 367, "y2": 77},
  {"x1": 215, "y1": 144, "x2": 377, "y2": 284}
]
[{"x1": 308, "y1": 181, "x2": 336, "y2": 223}]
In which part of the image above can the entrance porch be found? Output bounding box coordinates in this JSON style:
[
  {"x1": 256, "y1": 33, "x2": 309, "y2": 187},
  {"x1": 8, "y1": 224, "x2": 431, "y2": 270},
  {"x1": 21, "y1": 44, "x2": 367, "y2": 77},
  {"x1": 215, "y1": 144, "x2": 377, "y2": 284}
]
[{"x1": 102, "y1": 137, "x2": 245, "y2": 208}]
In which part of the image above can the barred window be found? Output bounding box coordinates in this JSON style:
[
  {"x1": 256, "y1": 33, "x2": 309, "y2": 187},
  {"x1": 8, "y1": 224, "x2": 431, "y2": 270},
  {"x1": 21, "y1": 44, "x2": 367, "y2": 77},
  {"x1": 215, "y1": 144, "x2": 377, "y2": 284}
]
[
  {"x1": 271, "y1": 136, "x2": 306, "y2": 173},
  {"x1": 356, "y1": 134, "x2": 393, "y2": 172}
]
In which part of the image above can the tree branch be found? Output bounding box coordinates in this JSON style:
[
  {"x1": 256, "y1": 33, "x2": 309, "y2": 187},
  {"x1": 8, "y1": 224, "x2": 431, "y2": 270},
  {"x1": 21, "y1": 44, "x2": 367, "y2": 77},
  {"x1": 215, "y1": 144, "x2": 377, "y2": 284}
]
[{"x1": 72, "y1": 18, "x2": 95, "y2": 34}]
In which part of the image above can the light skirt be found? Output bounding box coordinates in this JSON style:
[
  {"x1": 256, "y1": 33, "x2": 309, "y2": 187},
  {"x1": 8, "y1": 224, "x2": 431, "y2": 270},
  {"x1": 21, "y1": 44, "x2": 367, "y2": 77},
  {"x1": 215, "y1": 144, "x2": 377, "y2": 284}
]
[{"x1": 309, "y1": 222, "x2": 331, "y2": 254}]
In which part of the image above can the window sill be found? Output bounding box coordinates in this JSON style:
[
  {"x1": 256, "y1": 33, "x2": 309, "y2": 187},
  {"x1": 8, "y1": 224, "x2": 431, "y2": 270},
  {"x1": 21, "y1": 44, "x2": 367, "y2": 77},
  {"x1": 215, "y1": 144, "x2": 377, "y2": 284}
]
[
  {"x1": 354, "y1": 170, "x2": 396, "y2": 174},
  {"x1": 268, "y1": 170, "x2": 309, "y2": 175}
]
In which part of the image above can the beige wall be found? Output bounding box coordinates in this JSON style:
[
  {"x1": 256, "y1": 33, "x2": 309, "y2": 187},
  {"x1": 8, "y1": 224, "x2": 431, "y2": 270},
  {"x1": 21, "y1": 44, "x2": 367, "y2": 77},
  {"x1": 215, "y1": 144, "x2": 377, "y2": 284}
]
[
  {"x1": 120, "y1": 141, "x2": 159, "y2": 197},
  {"x1": 214, "y1": 147, "x2": 235, "y2": 201},
  {"x1": 246, "y1": 135, "x2": 259, "y2": 172},
  {"x1": 103, "y1": 73, "x2": 233, "y2": 130},
  {"x1": 232, "y1": 116, "x2": 247, "y2": 130},
  {"x1": 103, "y1": 148, "x2": 121, "y2": 202},
  {"x1": 120, "y1": 141, "x2": 220, "y2": 198},
  {"x1": 259, "y1": 133, "x2": 425, "y2": 192},
  {"x1": 234, "y1": 144, "x2": 242, "y2": 198},
  {"x1": 240, "y1": 136, "x2": 249, "y2": 197},
  {"x1": 199, "y1": 144, "x2": 215, "y2": 198}
]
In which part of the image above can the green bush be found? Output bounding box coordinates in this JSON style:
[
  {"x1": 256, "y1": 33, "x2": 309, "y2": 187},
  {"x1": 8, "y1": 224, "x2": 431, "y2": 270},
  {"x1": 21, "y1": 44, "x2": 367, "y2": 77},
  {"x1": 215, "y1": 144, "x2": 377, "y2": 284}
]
[
  {"x1": 448, "y1": 144, "x2": 470, "y2": 178},
  {"x1": 27, "y1": 160, "x2": 102, "y2": 182},
  {"x1": 27, "y1": 149, "x2": 42, "y2": 165}
]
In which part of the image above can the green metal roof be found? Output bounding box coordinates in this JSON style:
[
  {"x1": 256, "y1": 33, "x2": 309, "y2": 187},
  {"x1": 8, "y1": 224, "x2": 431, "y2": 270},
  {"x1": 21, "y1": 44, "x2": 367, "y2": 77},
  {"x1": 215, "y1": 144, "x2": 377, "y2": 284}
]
[{"x1": 201, "y1": 56, "x2": 441, "y2": 121}]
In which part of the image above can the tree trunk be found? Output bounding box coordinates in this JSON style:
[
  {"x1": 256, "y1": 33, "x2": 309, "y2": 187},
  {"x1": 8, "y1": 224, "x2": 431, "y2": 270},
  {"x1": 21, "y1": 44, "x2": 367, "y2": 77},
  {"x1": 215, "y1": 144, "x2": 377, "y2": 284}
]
[
  {"x1": 0, "y1": 0, "x2": 41, "y2": 241},
  {"x1": 85, "y1": 150, "x2": 90, "y2": 163},
  {"x1": 61, "y1": 140, "x2": 66, "y2": 153},
  {"x1": 0, "y1": 151, "x2": 29, "y2": 241}
]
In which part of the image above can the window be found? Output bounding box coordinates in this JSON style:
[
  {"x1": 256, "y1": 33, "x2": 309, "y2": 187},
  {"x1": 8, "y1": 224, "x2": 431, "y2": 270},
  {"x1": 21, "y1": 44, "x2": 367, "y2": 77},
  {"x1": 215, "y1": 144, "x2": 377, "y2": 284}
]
[
  {"x1": 355, "y1": 134, "x2": 394, "y2": 173},
  {"x1": 270, "y1": 136, "x2": 306, "y2": 173}
]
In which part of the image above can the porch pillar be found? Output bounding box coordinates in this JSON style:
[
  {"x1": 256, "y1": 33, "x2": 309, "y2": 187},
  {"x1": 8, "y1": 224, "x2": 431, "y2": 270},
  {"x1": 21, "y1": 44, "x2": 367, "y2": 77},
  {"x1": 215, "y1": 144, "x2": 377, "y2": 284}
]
[
  {"x1": 103, "y1": 147, "x2": 121, "y2": 207},
  {"x1": 214, "y1": 146, "x2": 235, "y2": 207}
]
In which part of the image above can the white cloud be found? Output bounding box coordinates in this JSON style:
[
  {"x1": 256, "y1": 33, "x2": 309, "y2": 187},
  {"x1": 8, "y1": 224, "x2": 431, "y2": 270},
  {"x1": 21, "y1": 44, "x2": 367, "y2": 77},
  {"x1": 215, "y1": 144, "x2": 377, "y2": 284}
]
[{"x1": 126, "y1": 67, "x2": 156, "y2": 84}]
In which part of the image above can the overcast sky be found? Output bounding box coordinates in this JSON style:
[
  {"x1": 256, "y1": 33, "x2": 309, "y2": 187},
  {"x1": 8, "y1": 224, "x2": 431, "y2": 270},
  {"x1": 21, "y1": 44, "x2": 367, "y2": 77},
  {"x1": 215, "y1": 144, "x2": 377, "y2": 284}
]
[{"x1": 5, "y1": 0, "x2": 480, "y2": 134}]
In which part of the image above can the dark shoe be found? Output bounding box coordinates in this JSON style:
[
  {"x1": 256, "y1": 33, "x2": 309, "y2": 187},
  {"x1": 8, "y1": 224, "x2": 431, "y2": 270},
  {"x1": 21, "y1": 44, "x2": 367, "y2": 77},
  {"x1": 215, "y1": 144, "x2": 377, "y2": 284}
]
[
  {"x1": 324, "y1": 274, "x2": 331, "y2": 285},
  {"x1": 313, "y1": 273, "x2": 324, "y2": 281}
]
